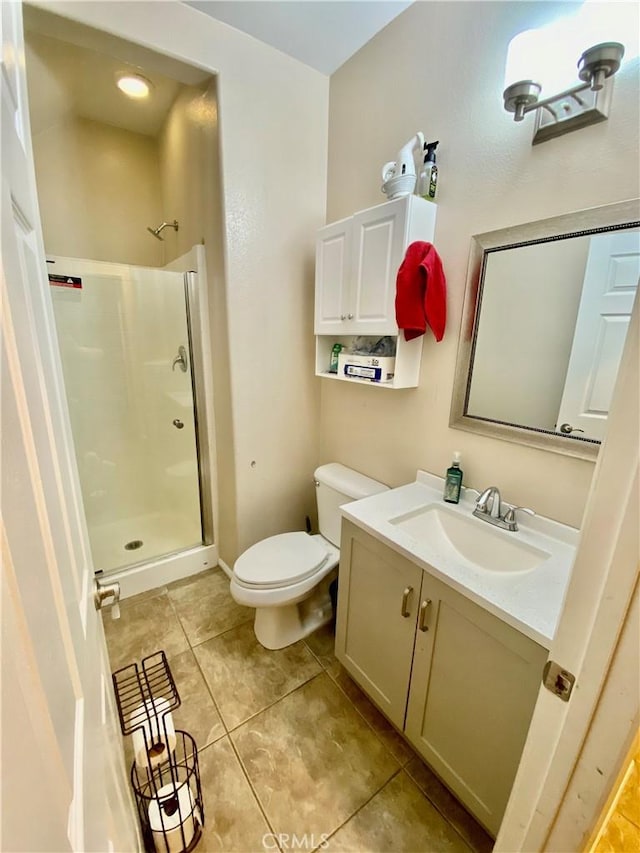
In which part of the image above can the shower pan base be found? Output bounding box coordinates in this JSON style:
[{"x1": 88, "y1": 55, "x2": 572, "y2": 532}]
[
  {"x1": 91, "y1": 511, "x2": 201, "y2": 574},
  {"x1": 104, "y1": 542, "x2": 218, "y2": 600},
  {"x1": 91, "y1": 511, "x2": 216, "y2": 599}
]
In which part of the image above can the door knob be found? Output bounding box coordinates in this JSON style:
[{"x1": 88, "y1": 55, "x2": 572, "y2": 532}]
[
  {"x1": 559, "y1": 423, "x2": 585, "y2": 434},
  {"x1": 94, "y1": 579, "x2": 121, "y2": 620}
]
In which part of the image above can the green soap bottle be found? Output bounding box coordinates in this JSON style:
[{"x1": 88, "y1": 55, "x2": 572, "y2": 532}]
[
  {"x1": 443, "y1": 452, "x2": 463, "y2": 504},
  {"x1": 329, "y1": 343, "x2": 343, "y2": 374}
]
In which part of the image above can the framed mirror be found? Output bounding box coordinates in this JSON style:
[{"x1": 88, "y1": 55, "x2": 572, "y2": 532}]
[{"x1": 450, "y1": 200, "x2": 640, "y2": 460}]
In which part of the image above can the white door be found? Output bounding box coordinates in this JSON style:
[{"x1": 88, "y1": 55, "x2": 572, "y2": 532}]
[
  {"x1": 496, "y1": 291, "x2": 639, "y2": 851},
  {"x1": 1, "y1": 3, "x2": 139, "y2": 850},
  {"x1": 350, "y1": 198, "x2": 407, "y2": 334},
  {"x1": 556, "y1": 229, "x2": 640, "y2": 440},
  {"x1": 314, "y1": 217, "x2": 351, "y2": 335}
]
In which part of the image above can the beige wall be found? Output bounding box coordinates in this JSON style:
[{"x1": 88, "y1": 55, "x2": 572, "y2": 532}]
[
  {"x1": 37, "y1": 1, "x2": 330, "y2": 562},
  {"x1": 31, "y1": 115, "x2": 164, "y2": 267},
  {"x1": 323, "y1": 1, "x2": 640, "y2": 528},
  {"x1": 158, "y1": 80, "x2": 239, "y2": 560},
  {"x1": 468, "y1": 237, "x2": 589, "y2": 429}
]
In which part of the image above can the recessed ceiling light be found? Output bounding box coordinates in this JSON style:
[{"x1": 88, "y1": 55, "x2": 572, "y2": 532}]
[{"x1": 117, "y1": 74, "x2": 152, "y2": 99}]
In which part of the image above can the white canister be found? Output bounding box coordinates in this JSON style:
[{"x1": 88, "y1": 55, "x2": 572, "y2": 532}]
[
  {"x1": 148, "y1": 782, "x2": 198, "y2": 853},
  {"x1": 130, "y1": 698, "x2": 177, "y2": 770}
]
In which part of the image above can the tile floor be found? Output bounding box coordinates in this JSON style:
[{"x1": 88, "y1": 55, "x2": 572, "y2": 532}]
[{"x1": 103, "y1": 568, "x2": 494, "y2": 853}]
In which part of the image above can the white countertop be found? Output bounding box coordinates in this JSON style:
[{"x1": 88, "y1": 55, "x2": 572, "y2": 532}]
[{"x1": 341, "y1": 471, "x2": 578, "y2": 649}]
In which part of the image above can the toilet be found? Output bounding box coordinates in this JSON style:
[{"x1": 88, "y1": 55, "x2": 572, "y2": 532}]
[{"x1": 230, "y1": 463, "x2": 388, "y2": 650}]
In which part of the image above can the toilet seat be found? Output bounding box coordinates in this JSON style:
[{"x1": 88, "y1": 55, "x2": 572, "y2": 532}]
[{"x1": 233, "y1": 532, "x2": 329, "y2": 589}]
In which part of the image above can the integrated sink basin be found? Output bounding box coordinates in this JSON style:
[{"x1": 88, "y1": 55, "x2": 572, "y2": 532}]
[{"x1": 389, "y1": 504, "x2": 551, "y2": 573}]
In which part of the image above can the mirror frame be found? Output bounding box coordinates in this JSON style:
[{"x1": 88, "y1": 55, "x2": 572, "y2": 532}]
[{"x1": 450, "y1": 199, "x2": 640, "y2": 461}]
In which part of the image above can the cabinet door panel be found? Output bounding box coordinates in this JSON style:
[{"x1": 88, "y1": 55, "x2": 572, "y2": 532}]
[
  {"x1": 336, "y1": 523, "x2": 422, "y2": 729},
  {"x1": 349, "y1": 200, "x2": 407, "y2": 334},
  {"x1": 405, "y1": 577, "x2": 547, "y2": 837},
  {"x1": 315, "y1": 219, "x2": 350, "y2": 334}
]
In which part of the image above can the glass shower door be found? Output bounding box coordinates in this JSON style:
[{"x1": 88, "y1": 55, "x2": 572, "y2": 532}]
[{"x1": 49, "y1": 256, "x2": 203, "y2": 573}]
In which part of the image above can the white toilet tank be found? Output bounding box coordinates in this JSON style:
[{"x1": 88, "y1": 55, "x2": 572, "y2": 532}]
[{"x1": 314, "y1": 463, "x2": 388, "y2": 547}]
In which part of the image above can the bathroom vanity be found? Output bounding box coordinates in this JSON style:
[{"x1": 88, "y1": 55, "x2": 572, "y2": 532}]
[{"x1": 335, "y1": 472, "x2": 577, "y2": 836}]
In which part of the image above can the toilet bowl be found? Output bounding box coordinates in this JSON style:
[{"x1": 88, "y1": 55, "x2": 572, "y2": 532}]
[{"x1": 229, "y1": 463, "x2": 388, "y2": 650}]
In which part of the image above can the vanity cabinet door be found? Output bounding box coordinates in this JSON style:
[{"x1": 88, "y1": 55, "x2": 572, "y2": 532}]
[
  {"x1": 335, "y1": 521, "x2": 423, "y2": 730},
  {"x1": 404, "y1": 573, "x2": 548, "y2": 836},
  {"x1": 314, "y1": 217, "x2": 352, "y2": 335}
]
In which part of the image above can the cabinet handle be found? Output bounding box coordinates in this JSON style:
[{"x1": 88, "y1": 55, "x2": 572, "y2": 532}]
[
  {"x1": 347, "y1": 313, "x2": 354, "y2": 319},
  {"x1": 340, "y1": 314, "x2": 346, "y2": 320},
  {"x1": 419, "y1": 599, "x2": 432, "y2": 632},
  {"x1": 400, "y1": 586, "x2": 413, "y2": 618}
]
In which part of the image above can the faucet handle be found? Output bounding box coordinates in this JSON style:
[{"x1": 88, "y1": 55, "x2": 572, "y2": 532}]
[
  {"x1": 475, "y1": 486, "x2": 501, "y2": 514},
  {"x1": 503, "y1": 506, "x2": 535, "y2": 530}
]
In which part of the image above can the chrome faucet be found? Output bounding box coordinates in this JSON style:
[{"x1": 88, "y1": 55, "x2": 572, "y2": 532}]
[
  {"x1": 474, "y1": 486, "x2": 502, "y2": 519},
  {"x1": 473, "y1": 486, "x2": 535, "y2": 532}
]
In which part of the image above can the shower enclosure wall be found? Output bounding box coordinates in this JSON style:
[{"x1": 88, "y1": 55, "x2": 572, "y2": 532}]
[{"x1": 50, "y1": 253, "x2": 216, "y2": 591}]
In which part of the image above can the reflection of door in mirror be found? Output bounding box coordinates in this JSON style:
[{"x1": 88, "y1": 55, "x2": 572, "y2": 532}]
[
  {"x1": 466, "y1": 237, "x2": 591, "y2": 433},
  {"x1": 556, "y1": 231, "x2": 640, "y2": 440}
]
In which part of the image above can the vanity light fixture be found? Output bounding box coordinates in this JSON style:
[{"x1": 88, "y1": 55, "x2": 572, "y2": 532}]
[
  {"x1": 116, "y1": 73, "x2": 152, "y2": 99},
  {"x1": 503, "y1": 41, "x2": 625, "y2": 144},
  {"x1": 501, "y1": 0, "x2": 639, "y2": 145}
]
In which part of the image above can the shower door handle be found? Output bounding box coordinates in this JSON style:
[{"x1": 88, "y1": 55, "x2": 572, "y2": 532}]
[
  {"x1": 172, "y1": 345, "x2": 188, "y2": 372},
  {"x1": 94, "y1": 579, "x2": 121, "y2": 620},
  {"x1": 173, "y1": 419, "x2": 184, "y2": 430}
]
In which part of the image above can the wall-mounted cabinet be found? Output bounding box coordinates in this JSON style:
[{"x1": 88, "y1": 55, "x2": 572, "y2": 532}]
[
  {"x1": 314, "y1": 195, "x2": 437, "y2": 389},
  {"x1": 335, "y1": 520, "x2": 547, "y2": 837}
]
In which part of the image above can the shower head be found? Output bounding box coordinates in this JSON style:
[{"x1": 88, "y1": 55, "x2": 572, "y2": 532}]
[{"x1": 147, "y1": 220, "x2": 179, "y2": 241}]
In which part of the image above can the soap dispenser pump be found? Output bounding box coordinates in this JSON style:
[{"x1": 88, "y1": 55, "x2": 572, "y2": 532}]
[{"x1": 443, "y1": 451, "x2": 463, "y2": 504}]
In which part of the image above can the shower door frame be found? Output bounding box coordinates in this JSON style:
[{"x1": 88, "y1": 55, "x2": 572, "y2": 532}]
[{"x1": 183, "y1": 258, "x2": 216, "y2": 549}]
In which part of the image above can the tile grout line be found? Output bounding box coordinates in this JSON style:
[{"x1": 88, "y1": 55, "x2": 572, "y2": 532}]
[
  {"x1": 225, "y1": 668, "x2": 325, "y2": 737},
  {"x1": 302, "y1": 638, "x2": 484, "y2": 852},
  {"x1": 161, "y1": 589, "x2": 191, "y2": 651},
  {"x1": 181, "y1": 613, "x2": 255, "y2": 650},
  {"x1": 403, "y1": 762, "x2": 484, "y2": 853},
  {"x1": 314, "y1": 766, "x2": 405, "y2": 851},
  {"x1": 225, "y1": 727, "x2": 285, "y2": 853},
  {"x1": 324, "y1": 664, "x2": 410, "y2": 766},
  {"x1": 302, "y1": 638, "x2": 413, "y2": 769},
  {"x1": 168, "y1": 589, "x2": 283, "y2": 849}
]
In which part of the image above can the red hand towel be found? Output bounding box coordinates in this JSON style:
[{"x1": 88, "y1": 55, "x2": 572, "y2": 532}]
[{"x1": 395, "y1": 241, "x2": 447, "y2": 342}]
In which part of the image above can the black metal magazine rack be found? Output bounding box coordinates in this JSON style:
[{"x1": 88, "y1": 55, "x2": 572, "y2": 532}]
[{"x1": 112, "y1": 651, "x2": 204, "y2": 853}]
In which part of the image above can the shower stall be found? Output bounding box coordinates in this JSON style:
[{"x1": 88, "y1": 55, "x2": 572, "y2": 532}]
[{"x1": 49, "y1": 253, "x2": 216, "y2": 590}]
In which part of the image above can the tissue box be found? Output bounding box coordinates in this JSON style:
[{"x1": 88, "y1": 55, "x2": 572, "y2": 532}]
[{"x1": 338, "y1": 353, "x2": 395, "y2": 383}]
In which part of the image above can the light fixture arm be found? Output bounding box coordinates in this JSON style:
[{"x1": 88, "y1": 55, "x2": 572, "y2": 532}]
[{"x1": 517, "y1": 79, "x2": 592, "y2": 120}]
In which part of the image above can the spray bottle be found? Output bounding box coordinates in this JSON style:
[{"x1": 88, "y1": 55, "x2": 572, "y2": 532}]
[{"x1": 418, "y1": 140, "x2": 439, "y2": 201}]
